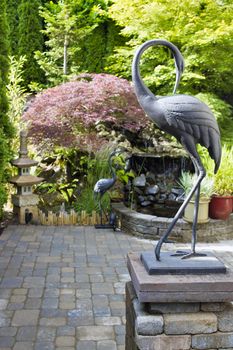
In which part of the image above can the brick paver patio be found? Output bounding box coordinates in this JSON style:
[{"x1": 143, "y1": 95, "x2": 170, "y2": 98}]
[{"x1": 0, "y1": 224, "x2": 232, "y2": 349}]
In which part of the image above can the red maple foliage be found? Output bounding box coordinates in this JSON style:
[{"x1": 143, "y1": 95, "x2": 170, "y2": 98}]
[{"x1": 23, "y1": 73, "x2": 148, "y2": 152}]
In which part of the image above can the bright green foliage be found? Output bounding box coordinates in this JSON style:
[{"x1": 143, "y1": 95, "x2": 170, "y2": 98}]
[
  {"x1": 213, "y1": 146, "x2": 233, "y2": 196},
  {"x1": 109, "y1": 0, "x2": 233, "y2": 145},
  {"x1": 36, "y1": 0, "x2": 107, "y2": 84},
  {"x1": 74, "y1": 145, "x2": 115, "y2": 214},
  {"x1": 0, "y1": 0, "x2": 14, "y2": 218},
  {"x1": 36, "y1": 0, "x2": 124, "y2": 85},
  {"x1": 17, "y1": 0, "x2": 45, "y2": 87},
  {"x1": 35, "y1": 0, "x2": 77, "y2": 85},
  {"x1": 109, "y1": 0, "x2": 233, "y2": 97},
  {"x1": 7, "y1": 56, "x2": 28, "y2": 145},
  {"x1": 74, "y1": 19, "x2": 125, "y2": 73}
]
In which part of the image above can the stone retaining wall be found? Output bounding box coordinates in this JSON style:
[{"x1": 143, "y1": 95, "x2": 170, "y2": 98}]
[
  {"x1": 113, "y1": 203, "x2": 233, "y2": 243},
  {"x1": 126, "y1": 281, "x2": 233, "y2": 350}
]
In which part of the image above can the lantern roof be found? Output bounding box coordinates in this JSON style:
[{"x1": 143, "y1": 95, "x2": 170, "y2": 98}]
[{"x1": 9, "y1": 175, "x2": 44, "y2": 186}]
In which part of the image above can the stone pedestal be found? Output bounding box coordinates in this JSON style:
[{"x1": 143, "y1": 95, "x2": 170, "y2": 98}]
[{"x1": 126, "y1": 253, "x2": 233, "y2": 350}]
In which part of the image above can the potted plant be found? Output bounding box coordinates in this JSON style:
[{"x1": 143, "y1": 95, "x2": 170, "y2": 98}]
[
  {"x1": 209, "y1": 146, "x2": 233, "y2": 220},
  {"x1": 178, "y1": 171, "x2": 214, "y2": 223}
]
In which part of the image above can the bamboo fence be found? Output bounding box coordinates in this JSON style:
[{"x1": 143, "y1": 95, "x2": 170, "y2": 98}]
[{"x1": 38, "y1": 209, "x2": 107, "y2": 226}]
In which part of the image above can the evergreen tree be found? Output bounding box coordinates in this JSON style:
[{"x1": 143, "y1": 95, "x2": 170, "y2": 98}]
[
  {"x1": 17, "y1": 0, "x2": 45, "y2": 87},
  {"x1": 0, "y1": 0, "x2": 14, "y2": 218},
  {"x1": 36, "y1": 0, "x2": 124, "y2": 85},
  {"x1": 6, "y1": 0, "x2": 19, "y2": 55}
]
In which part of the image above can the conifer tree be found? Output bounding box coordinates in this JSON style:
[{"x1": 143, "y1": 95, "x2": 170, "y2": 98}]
[
  {"x1": 17, "y1": 0, "x2": 45, "y2": 87},
  {"x1": 6, "y1": 0, "x2": 19, "y2": 55},
  {"x1": 0, "y1": 0, "x2": 14, "y2": 218}
]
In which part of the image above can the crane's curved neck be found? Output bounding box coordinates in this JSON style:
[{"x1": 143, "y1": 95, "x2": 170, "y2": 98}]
[
  {"x1": 109, "y1": 155, "x2": 116, "y2": 180},
  {"x1": 132, "y1": 39, "x2": 180, "y2": 100}
]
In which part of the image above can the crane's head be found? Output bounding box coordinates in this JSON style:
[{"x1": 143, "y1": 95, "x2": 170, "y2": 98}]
[{"x1": 173, "y1": 48, "x2": 185, "y2": 94}]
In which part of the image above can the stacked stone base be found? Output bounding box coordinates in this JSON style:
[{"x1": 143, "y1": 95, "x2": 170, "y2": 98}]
[
  {"x1": 126, "y1": 281, "x2": 233, "y2": 350},
  {"x1": 112, "y1": 203, "x2": 233, "y2": 243}
]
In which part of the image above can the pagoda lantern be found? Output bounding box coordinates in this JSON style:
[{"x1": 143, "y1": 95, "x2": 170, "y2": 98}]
[{"x1": 9, "y1": 130, "x2": 43, "y2": 224}]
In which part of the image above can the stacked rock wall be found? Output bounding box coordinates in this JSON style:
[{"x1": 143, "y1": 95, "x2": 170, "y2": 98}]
[
  {"x1": 126, "y1": 281, "x2": 233, "y2": 350},
  {"x1": 113, "y1": 203, "x2": 233, "y2": 243}
]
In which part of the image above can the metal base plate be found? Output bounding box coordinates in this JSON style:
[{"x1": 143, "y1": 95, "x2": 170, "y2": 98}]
[
  {"x1": 141, "y1": 251, "x2": 226, "y2": 275},
  {"x1": 95, "y1": 224, "x2": 114, "y2": 229}
]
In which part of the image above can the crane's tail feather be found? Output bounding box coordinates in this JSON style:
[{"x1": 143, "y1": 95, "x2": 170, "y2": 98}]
[{"x1": 208, "y1": 129, "x2": 221, "y2": 174}]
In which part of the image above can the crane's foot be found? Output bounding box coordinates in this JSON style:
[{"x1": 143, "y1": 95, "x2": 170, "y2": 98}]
[
  {"x1": 181, "y1": 252, "x2": 207, "y2": 260},
  {"x1": 171, "y1": 250, "x2": 190, "y2": 257},
  {"x1": 171, "y1": 250, "x2": 207, "y2": 259}
]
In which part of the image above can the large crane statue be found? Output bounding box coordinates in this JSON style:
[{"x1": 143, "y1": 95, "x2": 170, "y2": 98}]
[{"x1": 132, "y1": 39, "x2": 221, "y2": 261}]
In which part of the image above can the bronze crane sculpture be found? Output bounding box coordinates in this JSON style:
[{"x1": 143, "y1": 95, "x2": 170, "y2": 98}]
[
  {"x1": 132, "y1": 39, "x2": 221, "y2": 261},
  {"x1": 94, "y1": 150, "x2": 118, "y2": 228}
]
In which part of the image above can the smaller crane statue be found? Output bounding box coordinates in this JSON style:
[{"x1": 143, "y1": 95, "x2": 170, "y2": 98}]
[
  {"x1": 94, "y1": 149, "x2": 118, "y2": 229},
  {"x1": 132, "y1": 39, "x2": 222, "y2": 263}
]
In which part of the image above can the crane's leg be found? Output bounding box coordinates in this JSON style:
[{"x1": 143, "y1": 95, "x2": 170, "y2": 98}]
[
  {"x1": 98, "y1": 196, "x2": 103, "y2": 225},
  {"x1": 181, "y1": 159, "x2": 206, "y2": 259},
  {"x1": 154, "y1": 138, "x2": 206, "y2": 261}
]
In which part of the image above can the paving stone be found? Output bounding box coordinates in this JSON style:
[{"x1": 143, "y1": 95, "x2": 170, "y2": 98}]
[
  {"x1": 59, "y1": 301, "x2": 75, "y2": 309},
  {"x1": 40, "y1": 309, "x2": 66, "y2": 318},
  {"x1": 0, "y1": 300, "x2": 8, "y2": 310},
  {"x1": 23, "y1": 277, "x2": 45, "y2": 288},
  {"x1": 97, "y1": 340, "x2": 117, "y2": 350},
  {"x1": 55, "y1": 336, "x2": 75, "y2": 347},
  {"x1": 76, "y1": 340, "x2": 97, "y2": 350},
  {"x1": 0, "y1": 336, "x2": 15, "y2": 347},
  {"x1": 34, "y1": 342, "x2": 54, "y2": 350},
  {"x1": 12, "y1": 310, "x2": 39, "y2": 326},
  {"x1": 114, "y1": 325, "x2": 125, "y2": 335},
  {"x1": 164, "y1": 312, "x2": 217, "y2": 335},
  {"x1": 16, "y1": 326, "x2": 37, "y2": 341},
  {"x1": 93, "y1": 306, "x2": 111, "y2": 317},
  {"x1": 39, "y1": 317, "x2": 66, "y2": 326},
  {"x1": 13, "y1": 342, "x2": 34, "y2": 350},
  {"x1": 0, "y1": 327, "x2": 17, "y2": 337},
  {"x1": 37, "y1": 327, "x2": 56, "y2": 342},
  {"x1": 0, "y1": 278, "x2": 23, "y2": 288},
  {"x1": 76, "y1": 326, "x2": 114, "y2": 341},
  {"x1": 92, "y1": 283, "x2": 114, "y2": 295},
  {"x1": 7, "y1": 303, "x2": 24, "y2": 311},
  {"x1": 0, "y1": 311, "x2": 13, "y2": 327},
  {"x1": 28, "y1": 288, "x2": 43, "y2": 298},
  {"x1": 57, "y1": 325, "x2": 75, "y2": 336},
  {"x1": 12, "y1": 289, "x2": 27, "y2": 296},
  {"x1": 24, "y1": 298, "x2": 42, "y2": 309},
  {"x1": 10, "y1": 296, "x2": 26, "y2": 303},
  {"x1": 42, "y1": 298, "x2": 58, "y2": 309},
  {"x1": 95, "y1": 316, "x2": 121, "y2": 326}
]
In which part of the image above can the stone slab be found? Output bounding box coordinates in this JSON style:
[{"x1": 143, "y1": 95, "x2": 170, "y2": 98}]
[
  {"x1": 127, "y1": 253, "x2": 233, "y2": 303},
  {"x1": 141, "y1": 251, "x2": 226, "y2": 275}
]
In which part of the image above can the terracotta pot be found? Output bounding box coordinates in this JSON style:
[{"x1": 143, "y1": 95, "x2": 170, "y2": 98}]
[
  {"x1": 183, "y1": 198, "x2": 210, "y2": 224},
  {"x1": 209, "y1": 196, "x2": 232, "y2": 220}
]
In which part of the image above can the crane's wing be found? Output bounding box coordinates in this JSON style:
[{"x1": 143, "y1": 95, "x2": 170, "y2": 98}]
[
  {"x1": 94, "y1": 178, "x2": 115, "y2": 194},
  {"x1": 159, "y1": 95, "x2": 221, "y2": 170}
]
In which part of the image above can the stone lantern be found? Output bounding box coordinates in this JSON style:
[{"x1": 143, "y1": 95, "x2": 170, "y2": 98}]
[{"x1": 9, "y1": 130, "x2": 43, "y2": 224}]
